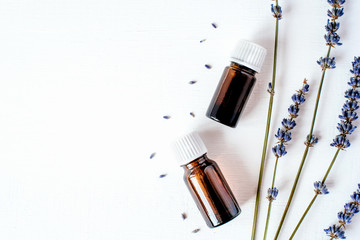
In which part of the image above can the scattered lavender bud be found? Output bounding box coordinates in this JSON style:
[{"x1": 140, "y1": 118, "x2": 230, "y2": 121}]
[
  {"x1": 149, "y1": 152, "x2": 156, "y2": 159},
  {"x1": 159, "y1": 174, "x2": 167, "y2": 178},
  {"x1": 163, "y1": 115, "x2": 171, "y2": 119},
  {"x1": 205, "y1": 64, "x2": 212, "y2": 69},
  {"x1": 192, "y1": 228, "x2": 200, "y2": 233},
  {"x1": 211, "y1": 23, "x2": 217, "y2": 28},
  {"x1": 189, "y1": 80, "x2": 197, "y2": 85},
  {"x1": 190, "y1": 112, "x2": 195, "y2": 117},
  {"x1": 181, "y1": 212, "x2": 187, "y2": 220},
  {"x1": 200, "y1": 39, "x2": 206, "y2": 43}
]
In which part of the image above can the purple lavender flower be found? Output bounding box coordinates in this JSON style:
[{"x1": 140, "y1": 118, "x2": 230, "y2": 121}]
[
  {"x1": 339, "y1": 110, "x2": 358, "y2": 122},
  {"x1": 317, "y1": 57, "x2": 336, "y2": 70},
  {"x1": 271, "y1": 4, "x2": 282, "y2": 19},
  {"x1": 267, "y1": 187, "x2": 279, "y2": 201},
  {"x1": 275, "y1": 128, "x2": 292, "y2": 142},
  {"x1": 351, "y1": 57, "x2": 360, "y2": 75},
  {"x1": 325, "y1": 19, "x2": 340, "y2": 33},
  {"x1": 281, "y1": 118, "x2": 296, "y2": 130},
  {"x1": 304, "y1": 134, "x2": 319, "y2": 147},
  {"x1": 330, "y1": 135, "x2": 350, "y2": 149},
  {"x1": 325, "y1": 32, "x2": 342, "y2": 46},
  {"x1": 328, "y1": 7, "x2": 344, "y2": 19},
  {"x1": 338, "y1": 211, "x2": 353, "y2": 225},
  {"x1": 348, "y1": 77, "x2": 360, "y2": 88},
  {"x1": 342, "y1": 100, "x2": 359, "y2": 112},
  {"x1": 350, "y1": 191, "x2": 360, "y2": 204},
  {"x1": 288, "y1": 105, "x2": 300, "y2": 118},
  {"x1": 291, "y1": 93, "x2": 306, "y2": 104},
  {"x1": 302, "y1": 83, "x2": 310, "y2": 93},
  {"x1": 324, "y1": 225, "x2": 346, "y2": 239},
  {"x1": 314, "y1": 181, "x2": 329, "y2": 195},
  {"x1": 272, "y1": 144, "x2": 287, "y2": 158},
  {"x1": 344, "y1": 202, "x2": 359, "y2": 214},
  {"x1": 344, "y1": 89, "x2": 360, "y2": 100},
  {"x1": 337, "y1": 122, "x2": 356, "y2": 135},
  {"x1": 327, "y1": 0, "x2": 346, "y2": 8},
  {"x1": 267, "y1": 82, "x2": 274, "y2": 95}
]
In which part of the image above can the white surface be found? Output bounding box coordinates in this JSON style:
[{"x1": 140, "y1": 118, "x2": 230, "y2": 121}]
[{"x1": 0, "y1": 0, "x2": 359, "y2": 239}]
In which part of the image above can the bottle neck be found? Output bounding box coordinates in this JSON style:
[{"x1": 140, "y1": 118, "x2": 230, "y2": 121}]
[
  {"x1": 230, "y1": 62, "x2": 256, "y2": 75},
  {"x1": 182, "y1": 154, "x2": 209, "y2": 170}
]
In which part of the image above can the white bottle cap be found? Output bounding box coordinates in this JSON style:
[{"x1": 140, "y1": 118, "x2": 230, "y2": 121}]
[
  {"x1": 174, "y1": 131, "x2": 208, "y2": 166},
  {"x1": 230, "y1": 40, "x2": 267, "y2": 73}
]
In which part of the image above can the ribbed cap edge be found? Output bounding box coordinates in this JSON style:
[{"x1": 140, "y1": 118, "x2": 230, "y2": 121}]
[
  {"x1": 230, "y1": 40, "x2": 267, "y2": 73},
  {"x1": 174, "y1": 132, "x2": 208, "y2": 165}
]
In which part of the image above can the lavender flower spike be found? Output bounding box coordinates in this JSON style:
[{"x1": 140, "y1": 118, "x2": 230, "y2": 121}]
[
  {"x1": 331, "y1": 57, "x2": 360, "y2": 150},
  {"x1": 272, "y1": 80, "x2": 309, "y2": 159},
  {"x1": 324, "y1": 183, "x2": 360, "y2": 239},
  {"x1": 262, "y1": 81, "x2": 310, "y2": 240}
]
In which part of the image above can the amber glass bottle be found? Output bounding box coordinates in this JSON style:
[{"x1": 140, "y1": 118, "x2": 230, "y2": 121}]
[
  {"x1": 206, "y1": 40, "x2": 267, "y2": 128},
  {"x1": 175, "y1": 132, "x2": 240, "y2": 228}
]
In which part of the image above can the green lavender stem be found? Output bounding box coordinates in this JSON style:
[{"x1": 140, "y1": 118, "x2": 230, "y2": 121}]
[
  {"x1": 289, "y1": 194, "x2": 318, "y2": 240},
  {"x1": 322, "y1": 148, "x2": 341, "y2": 183},
  {"x1": 251, "y1": 16, "x2": 279, "y2": 240},
  {"x1": 273, "y1": 45, "x2": 332, "y2": 240},
  {"x1": 263, "y1": 200, "x2": 273, "y2": 240},
  {"x1": 288, "y1": 147, "x2": 341, "y2": 239},
  {"x1": 263, "y1": 157, "x2": 280, "y2": 240}
]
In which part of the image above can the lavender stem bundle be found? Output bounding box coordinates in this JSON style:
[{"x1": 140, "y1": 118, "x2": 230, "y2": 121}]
[
  {"x1": 288, "y1": 57, "x2": 360, "y2": 239},
  {"x1": 273, "y1": 1, "x2": 345, "y2": 239},
  {"x1": 251, "y1": 1, "x2": 282, "y2": 239}
]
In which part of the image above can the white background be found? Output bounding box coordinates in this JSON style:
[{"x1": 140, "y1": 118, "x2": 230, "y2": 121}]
[{"x1": 0, "y1": 0, "x2": 360, "y2": 239}]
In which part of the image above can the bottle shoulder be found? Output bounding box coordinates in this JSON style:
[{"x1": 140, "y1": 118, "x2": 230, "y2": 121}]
[
  {"x1": 183, "y1": 157, "x2": 218, "y2": 179},
  {"x1": 228, "y1": 62, "x2": 257, "y2": 76}
]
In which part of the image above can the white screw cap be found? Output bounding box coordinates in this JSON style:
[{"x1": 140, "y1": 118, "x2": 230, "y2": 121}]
[
  {"x1": 174, "y1": 131, "x2": 208, "y2": 166},
  {"x1": 230, "y1": 40, "x2": 267, "y2": 73}
]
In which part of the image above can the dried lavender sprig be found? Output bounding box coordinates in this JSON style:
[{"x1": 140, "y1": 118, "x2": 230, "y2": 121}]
[
  {"x1": 289, "y1": 57, "x2": 360, "y2": 240},
  {"x1": 251, "y1": 1, "x2": 282, "y2": 239},
  {"x1": 274, "y1": 1, "x2": 345, "y2": 239},
  {"x1": 263, "y1": 80, "x2": 309, "y2": 240},
  {"x1": 324, "y1": 184, "x2": 360, "y2": 239}
]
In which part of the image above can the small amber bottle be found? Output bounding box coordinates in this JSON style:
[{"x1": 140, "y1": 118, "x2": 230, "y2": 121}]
[
  {"x1": 175, "y1": 132, "x2": 240, "y2": 228},
  {"x1": 206, "y1": 40, "x2": 267, "y2": 127}
]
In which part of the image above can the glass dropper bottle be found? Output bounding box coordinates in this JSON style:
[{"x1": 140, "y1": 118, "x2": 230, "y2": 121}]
[
  {"x1": 175, "y1": 131, "x2": 241, "y2": 228},
  {"x1": 206, "y1": 40, "x2": 267, "y2": 127}
]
